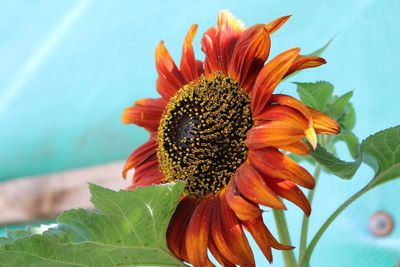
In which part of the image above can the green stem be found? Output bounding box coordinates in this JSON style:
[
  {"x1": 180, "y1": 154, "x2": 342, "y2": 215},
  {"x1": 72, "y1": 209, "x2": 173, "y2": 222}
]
[
  {"x1": 298, "y1": 163, "x2": 321, "y2": 261},
  {"x1": 298, "y1": 136, "x2": 332, "y2": 262},
  {"x1": 299, "y1": 184, "x2": 370, "y2": 267},
  {"x1": 273, "y1": 209, "x2": 297, "y2": 267}
]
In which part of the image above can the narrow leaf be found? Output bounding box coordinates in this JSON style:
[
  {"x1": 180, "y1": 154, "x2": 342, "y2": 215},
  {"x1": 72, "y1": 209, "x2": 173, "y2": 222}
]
[
  {"x1": 330, "y1": 91, "x2": 353, "y2": 119},
  {"x1": 0, "y1": 183, "x2": 185, "y2": 267},
  {"x1": 307, "y1": 37, "x2": 335, "y2": 57},
  {"x1": 341, "y1": 103, "x2": 356, "y2": 130}
]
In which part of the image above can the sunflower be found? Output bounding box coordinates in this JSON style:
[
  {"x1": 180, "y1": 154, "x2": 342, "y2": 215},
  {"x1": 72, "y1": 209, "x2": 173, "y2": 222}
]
[{"x1": 122, "y1": 11, "x2": 340, "y2": 267}]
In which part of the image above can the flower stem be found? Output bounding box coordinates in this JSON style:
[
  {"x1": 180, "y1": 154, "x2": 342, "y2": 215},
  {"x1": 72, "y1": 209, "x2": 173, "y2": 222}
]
[
  {"x1": 273, "y1": 209, "x2": 297, "y2": 267},
  {"x1": 298, "y1": 135, "x2": 333, "y2": 262},
  {"x1": 298, "y1": 163, "x2": 321, "y2": 261},
  {"x1": 299, "y1": 184, "x2": 370, "y2": 267}
]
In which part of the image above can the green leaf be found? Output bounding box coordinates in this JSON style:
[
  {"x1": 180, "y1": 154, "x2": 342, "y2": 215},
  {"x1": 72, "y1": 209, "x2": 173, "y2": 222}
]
[
  {"x1": 363, "y1": 127, "x2": 400, "y2": 187},
  {"x1": 307, "y1": 37, "x2": 335, "y2": 57},
  {"x1": 311, "y1": 126, "x2": 400, "y2": 184},
  {"x1": 310, "y1": 145, "x2": 361, "y2": 179},
  {"x1": 0, "y1": 183, "x2": 185, "y2": 267},
  {"x1": 330, "y1": 91, "x2": 353, "y2": 119},
  {"x1": 295, "y1": 81, "x2": 334, "y2": 111}
]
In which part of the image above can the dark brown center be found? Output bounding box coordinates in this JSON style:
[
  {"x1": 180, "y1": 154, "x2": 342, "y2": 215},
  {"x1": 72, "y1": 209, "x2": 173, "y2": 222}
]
[{"x1": 157, "y1": 74, "x2": 252, "y2": 197}]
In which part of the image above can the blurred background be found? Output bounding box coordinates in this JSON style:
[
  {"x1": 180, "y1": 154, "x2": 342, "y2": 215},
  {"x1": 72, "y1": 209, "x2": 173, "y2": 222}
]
[{"x1": 0, "y1": 0, "x2": 399, "y2": 266}]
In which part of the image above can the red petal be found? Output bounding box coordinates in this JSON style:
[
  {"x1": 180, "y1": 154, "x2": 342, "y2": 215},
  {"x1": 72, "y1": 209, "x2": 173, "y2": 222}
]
[
  {"x1": 167, "y1": 197, "x2": 198, "y2": 261},
  {"x1": 185, "y1": 195, "x2": 214, "y2": 267},
  {"x1": 242, "y1": 217, "x2": 273, "y2": 262},
  {"x1": 132, "y1": 155, "x2": 160, "y2": 183},
  {"x1": 208, "y1": 233, "x2": 235, "y2": 267},
  {"x1": 285, "y1": 55, "x2": 326, "y2": 77},
  {"x1": 235, "y1": 163, "x2": 286, "y2": 209},
  {"x1": 268, "y1": 179, "x2": 311, "y2": 216},
  {"x1": 308, "y1": 107, "x2": 341, "y2": 134},
  {"x1": 249, "y1": 148, "x2": 315, "y2": 189},
  {"x1": 225, "y1": 180, "x2": 262, "y2": 221},
  {"x1": 129, "y1": 171, "x2": 163, "y2": 190},
  {"x1": 265, "y1": 15, "x2": 291, "y2": 34},
  {"x1": 243, "y1": 216, "x2": 293, "y2": 262},
  {"x1": 129, "y1": 154, "x2": 164, "y2": 189},
  {"x1": 228, "y1": 24, "x2": 271, "y2": 91},
  {"x1": 219, "y1": 191, "x2": 255, "y2": 266},
  {"x1": 210, "y1": 195, "x2": 244, "y2": 265},
  {"x1": 122, "y1": 138, "x2": 158, "y2": 178},
  {"x1": 122, "y1": 98, "x2": 166, "y2": 131},
  {"x1": 180, "y1": 24, "x2": 201, "y2": 82},
  {"x1": 250, "y1": 48, "x2": 300, "y2": 115},
  {"x1": 201, "y1": 11, "x2": 244, "y2": 75},
  {"x1": 155, "y1": 41, "x2": 186, "y2": 100}
]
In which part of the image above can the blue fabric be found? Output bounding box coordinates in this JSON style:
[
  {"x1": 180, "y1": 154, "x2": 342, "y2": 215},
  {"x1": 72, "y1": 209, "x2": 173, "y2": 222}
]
[{"x1": 0, "y1": 1, "x2": 399, "y2": 266}]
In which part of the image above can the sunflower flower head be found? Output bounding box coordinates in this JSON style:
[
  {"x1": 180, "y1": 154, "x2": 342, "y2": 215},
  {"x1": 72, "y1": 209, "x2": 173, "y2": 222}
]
[{"x1": 122, "y1": 10, "x2": 340, "y2": 267}]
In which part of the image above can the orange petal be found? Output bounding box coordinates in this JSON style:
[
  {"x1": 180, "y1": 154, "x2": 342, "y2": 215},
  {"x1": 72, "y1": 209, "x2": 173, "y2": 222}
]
[
  {"x1": 246, "y1": 121, "x2": 306, "y2": 150},
  {"x1": 285, "y1": 55, "x2": 326, "y2": 77},
  {"x1": 268, "y1": 179, "x2": 311, "y2": 216},
  {"x1": 208, "y1": 233, "x2": 235, "y2": 267},
  {"x1": 185, "y1": 195, "x2": 214, "y2": 267},
  {"x1": 269, "y1": 94, "x2": 312, "y2": 120},
  {"x1": 250, "y1": 48, "x2": 300, "y2": 115},
  {"x1": 265, "y1": 15, "x2": 291, "y2": 34},
  {"x1": 279, "y1": 140, "x2": 311, "y2": 155},
  {"x1": 243, "y1": 216, "x2": 293, "y2": 262},
  {"x1": 180, "y1": 24, "x2": 201, "y2": 82},
  {"x1": 155, "y1": 41, "x2": 186, "y2": 100},
  {"x1": 167, "y1": 197, "x2": 198, "y2": 261},
  {"x1": 255, "y1": 105, "x2": 309, "y2": 127},
  {"x1": 235, "y1": 163, "x2": 286, "y2": 209},
  {"x1": 122, "y1": 138, "x2": 158, "y2": 178},
  {"x1": 122, "y1": 98, "x2": 166, "y2": 131},
  {"x1": 308, "y1": 107, "x2": 341, "y2": 134},
  {"x1": 249, "y1": 148, "x2": 315, "y2": 189},
  {"x1": 228, "y1": 24, "x2": 271, "y2": 91},
  {"x1": 225, "y1": 180, "x2": 262, "y2": 221},
  {"x1": 210, "y1": 195, "x2": 244, "y2": 265},
  {"x1": 219, "y1": 191, "x2": 255, "y2": 266}
]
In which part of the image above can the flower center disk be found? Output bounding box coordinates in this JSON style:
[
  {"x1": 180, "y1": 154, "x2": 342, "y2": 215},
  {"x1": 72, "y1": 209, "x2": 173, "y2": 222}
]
[{"x1": 158, "y1": 74, "x2": 253, "y2": 197}]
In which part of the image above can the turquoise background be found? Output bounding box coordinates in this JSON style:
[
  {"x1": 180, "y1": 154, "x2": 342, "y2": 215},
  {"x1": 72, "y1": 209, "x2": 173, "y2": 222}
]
[{"x1": 0, "y1": 0, "x2": 399, "y2": 266}]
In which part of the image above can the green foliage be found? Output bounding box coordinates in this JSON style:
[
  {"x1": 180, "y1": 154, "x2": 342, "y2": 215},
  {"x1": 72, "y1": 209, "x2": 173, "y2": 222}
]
[
  {"x1": 295, "y1": 81, "x2": 333, "y2": 111},
  {"x1": 0, "y1": 183, "x2": 185, "y2": 267},
  {"x1": 311, "y1": 126, "x2": 400, "y2": 185}
]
